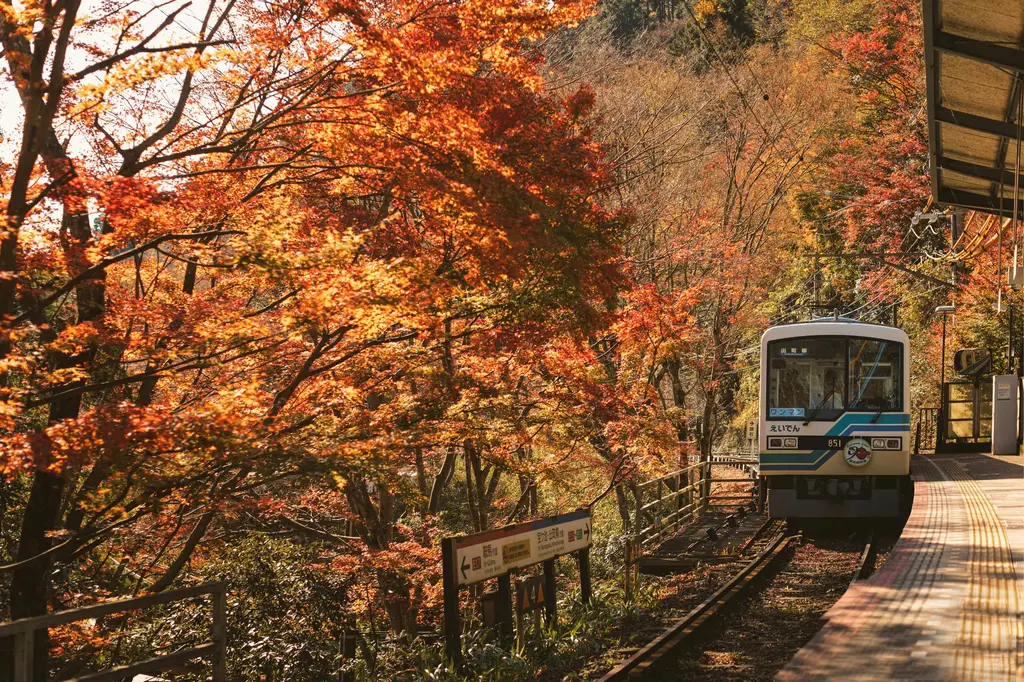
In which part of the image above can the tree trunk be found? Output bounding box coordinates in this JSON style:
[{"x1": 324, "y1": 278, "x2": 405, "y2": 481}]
[
  {"x1": 615, "y1": 485, "x2": 632, "y2": 532},
  {"x1": 9, "y1": 207, "x2": 100, "y2": 681}
]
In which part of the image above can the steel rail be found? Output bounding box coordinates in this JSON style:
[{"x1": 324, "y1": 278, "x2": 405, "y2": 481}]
[
  {"x1": 849, "y1": 529, "x2": 876, "y2": 591},
  {"x1": 599, "y1": 532, "x2": 799, "y2": 681}
]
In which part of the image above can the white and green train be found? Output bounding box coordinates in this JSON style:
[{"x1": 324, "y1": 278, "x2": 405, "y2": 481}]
[{"x1": 758, "y1": 318, "x2": 912, "y2": 518}]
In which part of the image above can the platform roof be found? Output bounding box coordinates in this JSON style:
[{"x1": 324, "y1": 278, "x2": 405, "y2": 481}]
[{"x1": 924, "y1": 0, "x2": 1024, "y2": 215}]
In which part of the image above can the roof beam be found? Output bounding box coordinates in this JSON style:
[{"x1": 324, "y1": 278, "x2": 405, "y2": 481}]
[
  {"x1": 934, "y1": 30, "x2": 1024, "y2": 74},
  {"x1": 935, "y1": 106, "x2": 1019, "y2": 139},
  {"x1": 938, "y1": 187, "x2": 1023, "y2": 215},
  {"x1": 938, "y1": 156, "x2": 1022, "y2": 186}
]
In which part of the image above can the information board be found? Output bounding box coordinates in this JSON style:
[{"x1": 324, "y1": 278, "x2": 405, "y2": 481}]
[{"x1": 451, "y1": 510, "x2": 592, "y2": 586}]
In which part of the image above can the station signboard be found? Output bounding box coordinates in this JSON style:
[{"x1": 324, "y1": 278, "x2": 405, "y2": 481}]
[{"x1": 451, "y1": 509, "x2": 591, "y2": 586}]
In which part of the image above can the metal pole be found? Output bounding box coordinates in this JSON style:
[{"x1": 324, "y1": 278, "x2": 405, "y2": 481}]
[{"x1": 941, "y1": 315, "x2": 947, "y2": 389}]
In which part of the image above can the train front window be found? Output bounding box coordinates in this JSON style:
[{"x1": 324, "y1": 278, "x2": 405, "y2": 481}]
[
  {"x1": 768, "y1": 338, "x2": 846, "y2": 420},
  {"x1": 849, "y1": 339, "x2": 902, "y2": 411}
]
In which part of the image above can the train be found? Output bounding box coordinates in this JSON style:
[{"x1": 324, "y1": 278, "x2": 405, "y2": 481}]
[{"x1": 758, "y1": 317, "x2": 912, "y2": 518}]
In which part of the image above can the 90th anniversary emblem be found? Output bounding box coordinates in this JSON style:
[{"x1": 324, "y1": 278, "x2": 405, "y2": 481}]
[{"x1": 844, "y1": 438, "x2": 872, "y2": 467}]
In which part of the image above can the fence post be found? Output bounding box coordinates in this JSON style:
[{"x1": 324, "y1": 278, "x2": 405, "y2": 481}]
[
  {"x1": 675, "y1": 472, "x2": 683, "y2": 526},
  {"x1": 13, "y1": 630, "x2": 33, "y2": 682},
  {"x1": 211, "y1": 584, "x2": 227, "y2": 682},
  {"x1": 631, "y1": 481, "x2": 643, "y2": 534},
  {"x1": 701, "y1": 462, "x2": 711, "y2": 511},
  {"x1": 686, "y1": 467, "x2": 693, "y2": 515},
  {"x1": 623, "y1": 538, "x2": 634, "y2": 603},
  {"x1": 656, "y1": 479, "x2": 663, "y2": 533}
]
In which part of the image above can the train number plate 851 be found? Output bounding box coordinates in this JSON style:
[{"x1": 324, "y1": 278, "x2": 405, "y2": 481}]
[{"x1": 797, "y1": 436, "x2": 848, "y2": 450}]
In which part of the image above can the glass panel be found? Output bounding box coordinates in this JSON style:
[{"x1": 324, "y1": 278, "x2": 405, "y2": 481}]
[
  {"x1": 979, "y1": 419, "x2": 992, "y2": 438},
  {"x1": 768, "y1": 338, "x2": 846, "y2": 420},
  {"x1": 949, "y1": 401, "x2": 974, "y2": 421},
  {"x1": 949, "y1": 384, "x2": 973, "y2": 401},
  {"x1": 950, "y1": 419, "x2": 974, "y2": 438},
  {"x1": 848, "y1": 339, "x2": 902, "y2": 411}
]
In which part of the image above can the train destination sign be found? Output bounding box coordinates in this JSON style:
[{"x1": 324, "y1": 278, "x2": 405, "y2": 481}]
[{"x1": 451, "y1": 509, "x2": 592, "y2": 586}]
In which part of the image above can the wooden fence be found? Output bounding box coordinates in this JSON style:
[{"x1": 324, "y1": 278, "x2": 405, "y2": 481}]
[
  {"x1": 624, "y1": 454, "x2": 759, "y2": 551},
  {"x1": 619, "y1": 455, "x2": 759, "y2": 599},
  {"x1": 0, "y1": 582, "x2": 226, "y2": 682}
]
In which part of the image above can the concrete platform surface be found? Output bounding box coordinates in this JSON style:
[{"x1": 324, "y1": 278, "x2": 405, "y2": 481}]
[{"x1": 777, "y1": 453, "x2": 1023, "y2": 682}]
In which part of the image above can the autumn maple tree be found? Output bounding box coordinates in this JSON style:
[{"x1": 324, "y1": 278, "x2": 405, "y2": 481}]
[
  {"x1": 1, "y1": 0, "x2": 987, "y2": 678},
  {"x1": 0, "y1": 0, "x2": 637, "y2": 673}
]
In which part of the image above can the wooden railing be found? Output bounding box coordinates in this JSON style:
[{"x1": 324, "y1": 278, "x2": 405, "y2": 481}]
[
  {"x1": 706, "y1": 453, "x2": 760, "y2": 509},
  {"x1": 620, "y1": 455, "x2": 760, "y2": 599},
  {"x1": 0, "y1": 582, "x2": 227, "y2": 682},
  {"x1": 629, "y1": 455, "x2": 759, "y2": 550},
  {"x1": 633, "y1": 461, "x2": 706, "y2": 548}
]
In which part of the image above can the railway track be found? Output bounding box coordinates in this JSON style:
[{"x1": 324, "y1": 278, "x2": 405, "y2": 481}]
[
  {"x1": 599, "y1": 523, "x2": 888, "y2": 681},
  {"x1": 599, "y1": 523, "x2": 796, "y2": 681}
]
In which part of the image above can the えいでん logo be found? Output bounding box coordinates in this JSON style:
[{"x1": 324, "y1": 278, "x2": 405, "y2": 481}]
[{"x1": 843, "y1": 438, "x2": 872, "y2": 467}]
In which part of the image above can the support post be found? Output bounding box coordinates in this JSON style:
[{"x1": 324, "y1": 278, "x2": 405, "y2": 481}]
[
  {"x1": 623, "y1": 538, "x2": 633, "y2": 602},
  {"x1": 13, "y1": 630, "x2": 33, "y2": 682},
  {"x1": 543, "y1": 559, "x2": 557, "y2": 626},
  {"x1": 212, "y1": 584, "x2": 227, "y2": 682},
  {"x1": 941, "y1": 314, "x2": 947, "y2": 389},
  {"x1": 496, "y1": 574, "x2": 513, "y2": 643},
  {"x1": 578, "y1": 548, "x2": 592, "y2": 606},
  {"x1": 441, "y1": 538, "x2": 462, "y2": 666}
]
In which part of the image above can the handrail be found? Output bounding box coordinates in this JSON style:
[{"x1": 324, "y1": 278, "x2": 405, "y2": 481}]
[
  {"x1": 1, "y1": 581, "x2": 227, "y2": 682},
  {"x1": 0, "y1": 582, "x2": 225, "y2": 636},
  {"x1": 630, "y1": 455, "x2": 760, "y2": 550}
]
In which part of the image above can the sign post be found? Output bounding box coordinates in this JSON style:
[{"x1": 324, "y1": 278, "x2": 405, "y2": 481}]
[
  {"x1": 441, "y1": 509, "x2": 593, "y2": 665},
  {"x1": 441, "y1": 537, "x2": 461, "y2": 664},
  {"x1": 578, "y1": 547, "x2": 592, "y2": 605}
]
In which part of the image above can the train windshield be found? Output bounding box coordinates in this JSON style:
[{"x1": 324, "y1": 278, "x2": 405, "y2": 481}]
[
  {"x1": 848, "y1": 338, "x2": 902, "y2": 411},
  {"x1": 768, "y1": 338, "x2": 846, "y2": 420},
  {"x1": 767, "y1": 336, "x2": 902, "y2": 420}
]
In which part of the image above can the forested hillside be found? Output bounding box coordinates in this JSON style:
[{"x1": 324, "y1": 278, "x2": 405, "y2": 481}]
[{"x1": 0, "y1": 0, "x2": 1000, "y2": 678}]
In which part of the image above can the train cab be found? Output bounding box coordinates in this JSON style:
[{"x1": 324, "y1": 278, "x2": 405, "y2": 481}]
[{"x1": 759, "y1": 318, "x2": 912, "y2": 518}]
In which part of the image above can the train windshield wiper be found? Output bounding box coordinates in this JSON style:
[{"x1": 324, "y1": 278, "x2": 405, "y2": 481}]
[{"x1": 803, "y1": 388, "x2": 838, "y2": 425}]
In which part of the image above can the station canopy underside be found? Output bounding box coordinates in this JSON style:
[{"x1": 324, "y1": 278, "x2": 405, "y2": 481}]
[{"x1": 925, "y1": 0, "x2": 1024, "y2": 215}]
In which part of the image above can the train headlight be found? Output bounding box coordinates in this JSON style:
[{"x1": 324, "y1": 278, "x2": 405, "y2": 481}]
[
  {"x1": 768, "y1": 437, "x2": 784, "y2": 449},
  {"x1": 886, "y1": 438, "x2": 902, "y2": 450},
  {"x1": 783, "y1": 437, "x2": 798, "y2": 448},
  {"x1": 871, "y1": 437, "x2": 886, "y2": 449}
]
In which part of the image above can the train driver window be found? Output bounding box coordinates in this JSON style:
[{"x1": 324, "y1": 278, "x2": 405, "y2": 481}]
[
  {"x1": 768, "y1": 338, "x2": 845, "y2": 419},
  {"x1": 849, "y1": 339, "x2": 902, "y2": 411}
]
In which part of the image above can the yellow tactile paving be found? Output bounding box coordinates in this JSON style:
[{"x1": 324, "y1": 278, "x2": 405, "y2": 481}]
[
  {"x1": 776, "y1": 453, "x2": 1023, "y2": 681},
  {"x1": 937, "y1": 459, "x2": 1020, "y2": 681}
]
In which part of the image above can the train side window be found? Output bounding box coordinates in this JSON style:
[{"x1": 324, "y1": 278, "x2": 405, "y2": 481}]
[{"x1": 848, "y1": 339, "x2": 902, "y2": 411}]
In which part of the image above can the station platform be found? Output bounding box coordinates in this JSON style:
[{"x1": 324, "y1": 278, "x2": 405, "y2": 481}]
[{"x1": 778, "y1": 452, "x2": 1023, "y2": 681}]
